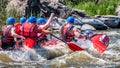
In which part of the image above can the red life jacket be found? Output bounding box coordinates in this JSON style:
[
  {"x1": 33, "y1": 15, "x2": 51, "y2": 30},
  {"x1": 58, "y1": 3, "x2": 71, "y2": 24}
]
[
  {"x1": 90, "y1": 34, "x2": 109, "y2": 53},
  {"x1": 21, "y1": 23, "x2": 37, "y2": 38},
  {"x1": 14, "y1": 23, "x2": 22, "y2": 35},
  {"x1": 2, "y1": 25, "x2": 14, "y2": 43},
  {"x1": 60, "y1": 25, "x2": 74, "y2": 42}
]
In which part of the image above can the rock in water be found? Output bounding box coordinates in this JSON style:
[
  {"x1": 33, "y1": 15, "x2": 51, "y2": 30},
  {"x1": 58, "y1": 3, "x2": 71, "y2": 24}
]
[{"x1": 81, "y1": 24, "x2": 96, "y2": 30}]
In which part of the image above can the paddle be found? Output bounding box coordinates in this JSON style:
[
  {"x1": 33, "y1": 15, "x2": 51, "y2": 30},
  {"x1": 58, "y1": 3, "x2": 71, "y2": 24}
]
[
  {"x1": 51, "y1": 34, "x2": 84, "y2": 52},
  {"x1": 50, "y1": 34, "x2": 65, "y2": 42}
]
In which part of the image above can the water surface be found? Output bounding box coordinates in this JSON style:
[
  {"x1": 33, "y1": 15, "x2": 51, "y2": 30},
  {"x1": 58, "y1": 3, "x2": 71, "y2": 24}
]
[{"x1": 0, "y1": 29, "x2": 120, "y2": 68}]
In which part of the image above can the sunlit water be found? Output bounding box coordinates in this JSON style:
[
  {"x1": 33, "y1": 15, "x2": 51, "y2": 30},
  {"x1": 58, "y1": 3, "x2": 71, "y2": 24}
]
[{"x1": 0, "y1": 29, "x2": 120, "y2": 68}]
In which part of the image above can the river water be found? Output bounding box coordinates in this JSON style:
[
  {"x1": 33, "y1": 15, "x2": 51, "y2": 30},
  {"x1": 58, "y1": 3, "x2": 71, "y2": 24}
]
[{"x1": 0, "y1": 29, "x2": 120, "y2": 68}]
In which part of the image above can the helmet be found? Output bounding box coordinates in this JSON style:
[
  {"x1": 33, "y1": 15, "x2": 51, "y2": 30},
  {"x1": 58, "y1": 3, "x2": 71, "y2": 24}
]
[
  {"x1": 6, "y1": 17, "x2": 15, "y2": 24},
  {"x1": 67, "y1": 16, "x2": 74, "y2": 24},
  {"x1": 37, "y1": 18, "x2": 46, "y2": 24},
  {"x1": 83, "y1": 29, "x2": 93, "y2": 35},
  {"x1": 28, "y1": 16, "x2": 36, "y2": 23},
  {"x1": 19, "y1": 17, "x2": 26, "y2": 23}
]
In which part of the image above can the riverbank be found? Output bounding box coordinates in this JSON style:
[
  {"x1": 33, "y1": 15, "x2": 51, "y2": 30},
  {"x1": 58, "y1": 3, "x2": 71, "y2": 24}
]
[
  {"x1": 0, "y1": 0, "x2": 120, "y2": 26},
  {"x1": 65, "y1": 0, "x2": 120, "y2": 16}
]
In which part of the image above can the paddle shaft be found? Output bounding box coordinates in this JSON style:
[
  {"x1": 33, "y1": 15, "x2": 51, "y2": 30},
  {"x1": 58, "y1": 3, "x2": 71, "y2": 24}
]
[
  {"x1": 51, "y1": 34, "x2": 66, "y2": 43},
  {"x1": 51, "y1": 34, "x2": 84, "y2": 52}
]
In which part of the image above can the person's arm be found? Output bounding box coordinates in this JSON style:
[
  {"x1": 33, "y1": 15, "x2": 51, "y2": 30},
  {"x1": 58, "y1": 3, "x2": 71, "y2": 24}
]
[
  {"x1": 40, "y1": 13, "x2": 55, "y2": 29},
  {"x1": 35, "y1": 26, "x2": 51, "y2": 35},
  {"x1": 73, "y1": 27, "x2": 82, "y2": 38},
  {"x1": 11, "y1": 27, "x2": 25, "y2": 39},
  {"x1": 42, "y1": 30, "x2": 51, "y2": 34}
]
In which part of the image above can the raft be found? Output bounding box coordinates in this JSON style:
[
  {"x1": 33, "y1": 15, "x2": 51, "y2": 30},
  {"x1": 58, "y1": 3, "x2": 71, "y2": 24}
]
[{"x1": 23, "y1": 34, "x2": 109, "y2": 54}]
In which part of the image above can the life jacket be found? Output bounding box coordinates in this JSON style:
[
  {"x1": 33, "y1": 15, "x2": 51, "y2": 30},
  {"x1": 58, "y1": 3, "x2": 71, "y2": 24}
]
[
  {"x1": 2, "y1": 25, "x2": 14, "y2": 43},
  {"x1": 14, "y1": 23, "x2": 22, "y2": 35},
  {"x1": 60, "y1": 24, "x2": 74, "y2": 42},
  {"x1": 90, "y1": 34, "x2": 109, "y2": 53},
  {"x1": 21, "y1": 23, "x2": 37, "y2": 38}
]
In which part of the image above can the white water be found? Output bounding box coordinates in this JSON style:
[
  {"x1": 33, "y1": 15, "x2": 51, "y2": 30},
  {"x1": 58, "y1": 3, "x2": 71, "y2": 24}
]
[{"x1": 0, "y1": 29, "x2": 120, "y2": 68}]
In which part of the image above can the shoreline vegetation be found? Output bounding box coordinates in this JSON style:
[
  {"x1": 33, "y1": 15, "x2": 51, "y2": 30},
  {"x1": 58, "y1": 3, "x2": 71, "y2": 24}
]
[
  {"x1": 0, "y1": 0, "x2": 23, "y2": 25},
  {"x1": 65, "y1": 0, "x2": 120, "y2": 16},
  {"x1": 0, "y1": 0, "x2": 120, "y2": 24}
]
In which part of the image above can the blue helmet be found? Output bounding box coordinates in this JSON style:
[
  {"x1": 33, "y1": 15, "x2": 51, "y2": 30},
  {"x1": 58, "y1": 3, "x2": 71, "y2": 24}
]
[
  {"x1": 67, "y1": 16, "x2": 74, "y2": 24},
  {"x1": 37, "y1": 18, "x2": 46, "y2": 24},
  {"x1": 6, "y1": 17, "x2": 15, "y2": 24},
  {"x1": 28, "y1": 16, "x2": 36, "y2": 23},
  {"x1": 83, "y1": 29, "x2": 93, "y2": 35},
  {"x1": 19, "y1": 17, "x2": 26, "y2": 23}
]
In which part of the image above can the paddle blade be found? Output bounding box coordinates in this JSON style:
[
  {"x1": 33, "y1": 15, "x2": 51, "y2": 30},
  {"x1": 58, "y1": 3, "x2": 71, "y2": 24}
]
[
  {"x1": 91, "y1": 34, "x2": 109, "y2": 53},
  {"x1": 24, "y1": 38, "x2": 35, "y2": 48},
  {"x1": 67, "y1": 42, "x2": 84, "y2": 52}
]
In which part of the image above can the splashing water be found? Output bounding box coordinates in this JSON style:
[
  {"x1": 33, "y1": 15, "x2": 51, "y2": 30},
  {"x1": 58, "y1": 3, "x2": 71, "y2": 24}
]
[{"x1": 0, "y1": 29, "x2": 120, "y2": 68}]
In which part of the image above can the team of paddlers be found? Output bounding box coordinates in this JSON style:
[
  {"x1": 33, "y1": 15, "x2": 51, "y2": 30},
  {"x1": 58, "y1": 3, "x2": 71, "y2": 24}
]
[{"x1": 0, "y1": 13, "x2": 110, "y2": 53}]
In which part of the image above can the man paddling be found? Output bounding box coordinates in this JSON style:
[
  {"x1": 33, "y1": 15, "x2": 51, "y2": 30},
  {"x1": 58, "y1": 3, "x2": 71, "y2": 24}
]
[
  {"x1": 59, "y1": 16, "x2": 83, "y2": 42},
  {"x1": 14, "y1": 17, "x2": 27, "y2": 49},
  {"x1": 1, "y1": 17, "x2": 25, "y2": 50},
  {"x1": 21, "y1": 16, "x2": 51, "y2": 48}
]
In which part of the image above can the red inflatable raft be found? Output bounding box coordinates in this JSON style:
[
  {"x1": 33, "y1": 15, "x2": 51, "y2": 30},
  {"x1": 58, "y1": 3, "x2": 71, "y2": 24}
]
[{"x1": 23, "y1": 34, "x2": 109, "y2": 53}]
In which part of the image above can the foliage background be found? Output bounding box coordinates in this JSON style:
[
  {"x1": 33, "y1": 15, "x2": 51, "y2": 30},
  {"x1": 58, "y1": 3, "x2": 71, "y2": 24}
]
[
  {"x1": 65, "y1": 0, "x2": 120, "y2": 16},
  {"x1": 0, "y1": 0, "x2": 120, "y2": 23}
]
